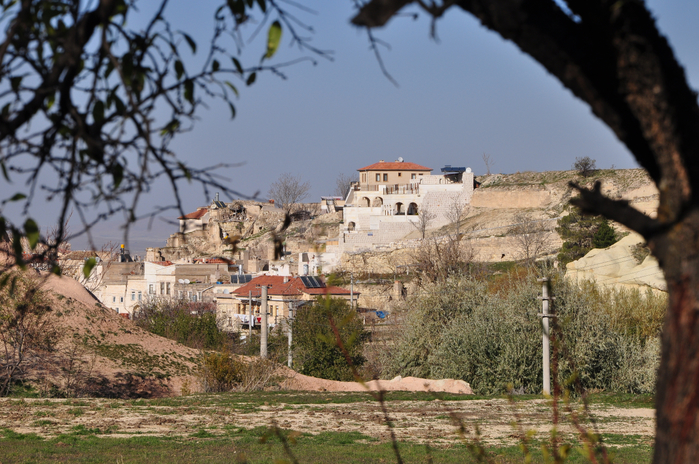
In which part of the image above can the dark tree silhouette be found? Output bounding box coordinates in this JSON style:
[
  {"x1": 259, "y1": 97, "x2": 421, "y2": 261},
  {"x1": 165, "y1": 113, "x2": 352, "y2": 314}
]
[{"x1": 352, "y1": 1, "x2": 699, "y2": 461}]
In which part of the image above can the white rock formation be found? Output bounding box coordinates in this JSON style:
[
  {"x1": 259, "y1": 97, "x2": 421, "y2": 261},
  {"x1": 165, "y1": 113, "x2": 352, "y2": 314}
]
[{"x1": 566, "y1": 232, "x2": 666, "y2": 293}]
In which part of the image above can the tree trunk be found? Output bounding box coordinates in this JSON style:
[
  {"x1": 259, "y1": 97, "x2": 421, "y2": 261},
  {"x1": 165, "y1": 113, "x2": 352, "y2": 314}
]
[{"x1": 653, "y1": 211, "x2": 699, "y2": 462}]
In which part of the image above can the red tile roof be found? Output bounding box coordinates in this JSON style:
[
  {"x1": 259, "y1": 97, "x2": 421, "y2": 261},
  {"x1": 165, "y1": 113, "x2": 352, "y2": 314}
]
[
  {"x1": 232, "y1": 275, "x2": 356, "y2": 298},
  {"x1": 302, "y1": 286, "x2": 352, "y2": 296},
  {"x1": 178, "y1": 208, "x2": 208, "y2": 220},
  {"x1": 151, "y1": 260, "x2": 174, "y2": 266},
  {"x1": 357, "y1": 161, "x2": 432, "y2": 172}
]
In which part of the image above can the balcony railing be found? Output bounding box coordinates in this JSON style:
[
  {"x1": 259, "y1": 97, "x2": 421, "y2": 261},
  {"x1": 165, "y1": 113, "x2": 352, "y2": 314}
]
[{"x1": 355, "y1": 183, "x2": 421, "y2": 195}]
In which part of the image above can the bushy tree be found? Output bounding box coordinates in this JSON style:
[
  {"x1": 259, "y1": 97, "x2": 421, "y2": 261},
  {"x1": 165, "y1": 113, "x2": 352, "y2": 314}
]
[
  {"x1": 292, "y1": 298, "x2": 368, "y2": 381},
  {"x1": 556, "y1": 209, "x2": 616, "y2": 266},
  {"x1": 573, "y1": 156, "x2": 597, "y2": 177},
  {"x1": 592, "y1": 219, "x2": 618, "y2": 249}
]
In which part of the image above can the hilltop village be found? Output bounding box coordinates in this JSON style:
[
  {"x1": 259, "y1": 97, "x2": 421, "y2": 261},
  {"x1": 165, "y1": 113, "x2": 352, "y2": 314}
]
[{"x1": 57, "y1": 159, "x2": 665, "y2": 333}]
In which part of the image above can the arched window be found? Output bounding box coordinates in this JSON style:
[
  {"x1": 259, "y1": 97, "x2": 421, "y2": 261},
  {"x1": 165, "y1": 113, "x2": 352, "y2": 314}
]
[
  {"x1": 362, "y1": 197, "x2": 370, "y2": 207},
  {"x1": 395, "y1": 202, "x2": 404, "y2": 215},
  {"x1": 408, "y1": 203, "x2": 418, "y2": 215},
  {"x1": 347, "y1": 221, "x2": 356, "y2": 231},
  {"x1": 372, "y1": 197, "x2": 383, "y2": 207}
]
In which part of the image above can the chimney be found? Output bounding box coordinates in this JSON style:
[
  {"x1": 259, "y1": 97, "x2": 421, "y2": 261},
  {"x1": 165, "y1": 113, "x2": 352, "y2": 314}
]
[{"x1": 283, "y1": 275, "x2": 289, "y2": 283}]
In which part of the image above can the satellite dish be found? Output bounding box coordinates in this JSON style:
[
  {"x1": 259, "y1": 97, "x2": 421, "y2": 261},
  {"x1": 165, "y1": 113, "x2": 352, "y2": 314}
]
[
  {"x1": 183, "y1": 279, "x2": 190, "y2": 284},
  {"x1": 397, "y1": 156, "x2": 404, "y2": 162},
  {"x1": 223, "y1": 289, "x2": 230, "y2": 294},
  {"x1": 466, "y1": 167, "x2": 472, "y2": 173},
  {"x1": 178, "y1": 279, "x2": 185, "y2": 284}
]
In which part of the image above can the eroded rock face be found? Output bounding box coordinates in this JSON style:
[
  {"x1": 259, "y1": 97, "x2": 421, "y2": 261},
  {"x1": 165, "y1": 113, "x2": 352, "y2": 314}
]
[{"x1": 565, "y1": 232, "x2": 666, "y2": 293}]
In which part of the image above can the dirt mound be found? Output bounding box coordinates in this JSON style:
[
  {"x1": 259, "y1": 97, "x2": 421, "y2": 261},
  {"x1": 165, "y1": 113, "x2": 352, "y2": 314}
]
[
  {"x1": 279, "y1": 368, "x2": 473, "y2": 394},
  {"x1": 20, "y1": 272, "x2": 200, "y2": 398}
]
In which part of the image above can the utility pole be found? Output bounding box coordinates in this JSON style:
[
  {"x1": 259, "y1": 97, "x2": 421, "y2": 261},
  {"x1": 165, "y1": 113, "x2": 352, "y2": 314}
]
[
  {"x1": 350, "y1": 273, "x2": 354, "y2": 309},
  {"x1": 260, "y1": 285, "x2": 269, "y2": 359},
  {"x1": 538, "y1": 277, "x2": 552, "y2": 395},
  {"x1": 248, "y1": 290, "x2": 253, "y2": 340},
  {"x1": 287, "y1": 302, "x2": 294, "y2": 368}
]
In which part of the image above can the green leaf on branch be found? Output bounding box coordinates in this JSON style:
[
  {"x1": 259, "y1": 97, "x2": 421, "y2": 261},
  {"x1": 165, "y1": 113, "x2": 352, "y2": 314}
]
[
  {"x1": 231, "y1": 57, "x2": 243, "y2": 74},
  {"x1": 110, "y1": 162, "x2": 124, "y2": 189},
  {"x1": 24, "y1": 218, "x2": 39, "y2": 249},
  {"x1": 181, "y1": 32, "x2": 197, "y2": 54},
  {"x1": 184, "y1": 79, "x2": 194, "y2": 104},
  {"x1": 228, "y1": 103, "x2": 236, "y2": 119},
  {"x1": 83, "y1": 257, "x2": 97, "y2": 279},
  {"x1": 8, "y1": 193, "x2": 26, "y2": 202},
  {"x1": 264, "y1": 20, "x2": 282, "y2": 60},
  {"x1": 0, "y1": 160, "x2": 9, "y2": 181},
  {"x1": 178, "y1": 162, "x2": 192, "y2": 181},
  {"x1": 160, "y1": 119, "x2": 180, "y2": 136},
  {"x1": 246, "y1": 72, "x2": 256, "y2": 86},
  {"x1": 225, "y1": 81, "x2": 239, "y2": 97},
  {"x1": 175, "y1": 60, "x2": 184, "y2": 80}
]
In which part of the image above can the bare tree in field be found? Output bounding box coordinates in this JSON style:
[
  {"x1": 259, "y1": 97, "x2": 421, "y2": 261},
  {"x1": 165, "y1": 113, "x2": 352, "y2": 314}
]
[
  {"x1": 482, "y1": 153, "x2": 496, "y2": 175},
  {"x1": 509, "y1": 213, "x2": 553, "y2": 265},
  {"x1": 410, "y1": 205, "x2": 436, "y2": 239},
  {"x1": 268, "y1": 173, "x2": 311, "y2": 215},
  {"x1": 334, "y1": 173, "x2": 355, "y2": 200},
  {"x1": 444, "y1": 196, "x2": 467, "y2": 239},
  {"x1": 353, "y1": 1, "x2": 699, "y2": 460}
]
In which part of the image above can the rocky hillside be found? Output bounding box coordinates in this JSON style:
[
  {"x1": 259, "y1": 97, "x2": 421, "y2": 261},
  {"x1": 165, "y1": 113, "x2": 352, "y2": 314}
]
[{"x1": 341, "y1": 168, "x2": 657, "y2": 272}]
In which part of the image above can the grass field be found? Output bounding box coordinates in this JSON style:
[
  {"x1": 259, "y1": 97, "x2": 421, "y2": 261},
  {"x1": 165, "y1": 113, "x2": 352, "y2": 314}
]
[{"x1": 0, "y1": 391, "x2": 654, "y2": 463}]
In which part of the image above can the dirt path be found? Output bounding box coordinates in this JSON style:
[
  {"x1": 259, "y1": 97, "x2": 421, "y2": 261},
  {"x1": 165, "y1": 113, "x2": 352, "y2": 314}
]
[{"x1": 0, "y1": 395, "x2": 654, "y2": 447}]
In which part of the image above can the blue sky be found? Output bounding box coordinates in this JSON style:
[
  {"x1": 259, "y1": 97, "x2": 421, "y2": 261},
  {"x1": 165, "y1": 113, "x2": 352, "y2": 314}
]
[{"x1": 3, "y1": 1, "x2": 698, "y2": 253}]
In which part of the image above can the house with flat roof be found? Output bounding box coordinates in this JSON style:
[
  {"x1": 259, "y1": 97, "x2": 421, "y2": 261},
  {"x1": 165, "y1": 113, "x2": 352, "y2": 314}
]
[{"x1": 340, "y1": 158, "x2": 475, "y2": 252}]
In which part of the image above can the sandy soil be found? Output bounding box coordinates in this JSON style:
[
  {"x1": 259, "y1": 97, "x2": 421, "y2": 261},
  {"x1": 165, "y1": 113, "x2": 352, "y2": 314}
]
[{"x1": 0, "y1": 396, "x2": 654, "y2": 446}]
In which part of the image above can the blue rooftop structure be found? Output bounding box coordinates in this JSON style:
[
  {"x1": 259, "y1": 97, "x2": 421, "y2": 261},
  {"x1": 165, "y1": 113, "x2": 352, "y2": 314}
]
[{"x1": 441, "y1": 165, "x2": 466, "y2": 173}]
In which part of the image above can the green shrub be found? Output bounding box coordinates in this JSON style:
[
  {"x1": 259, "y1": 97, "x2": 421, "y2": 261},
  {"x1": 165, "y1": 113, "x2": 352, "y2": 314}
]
[
  {"x1": 199, "y1": 351, "x2": 243, "y2": 392},
  {"x1": 386, "y1": 272, "x2": 662, "y2": 395},
  {"x1": 292, "y1": 298, "x2": 368, "y2": 381},
  {"x1": 132, "y1": 298, "x2": 230, "y2": 350}
]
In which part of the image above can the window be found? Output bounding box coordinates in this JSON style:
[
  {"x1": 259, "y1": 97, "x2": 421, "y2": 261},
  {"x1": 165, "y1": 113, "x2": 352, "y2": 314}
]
[
  {"x1": 131, "y1": 292, "x2": 135, "y2": 301},
  {"x1": 149, "y1": 284, "x2": 155, "y2": 295},
  {"x1": 166, "y1": 282, "x2": 171, "y2": 295},
  {"x1": 160, "y1": 282, "x2": 165, "y2": 294},
  {"x1": 411, "y1": 173, "x2": 416, "y2": 180},
  {"x1": 383, "y1": 173, "x2": 388, "y2": 181},
  {"x1": 112, "y1": 296, "x2": 116, "y2": 303},
  {"x1": 398, "y1": 172, "x2": 402, "y2": 177},
  {"x1": 361, "y1": 173, "x2": 366, "y2": 182},
  {"x1": 375, "y1": 173, "x2": 380, "y2": 182},
  {"x1": 120, "y1": 296, "x2": 123, "y2": 303},
  {"x1": 138, "y1": 292, "x2": 142, "y2": 301}
]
